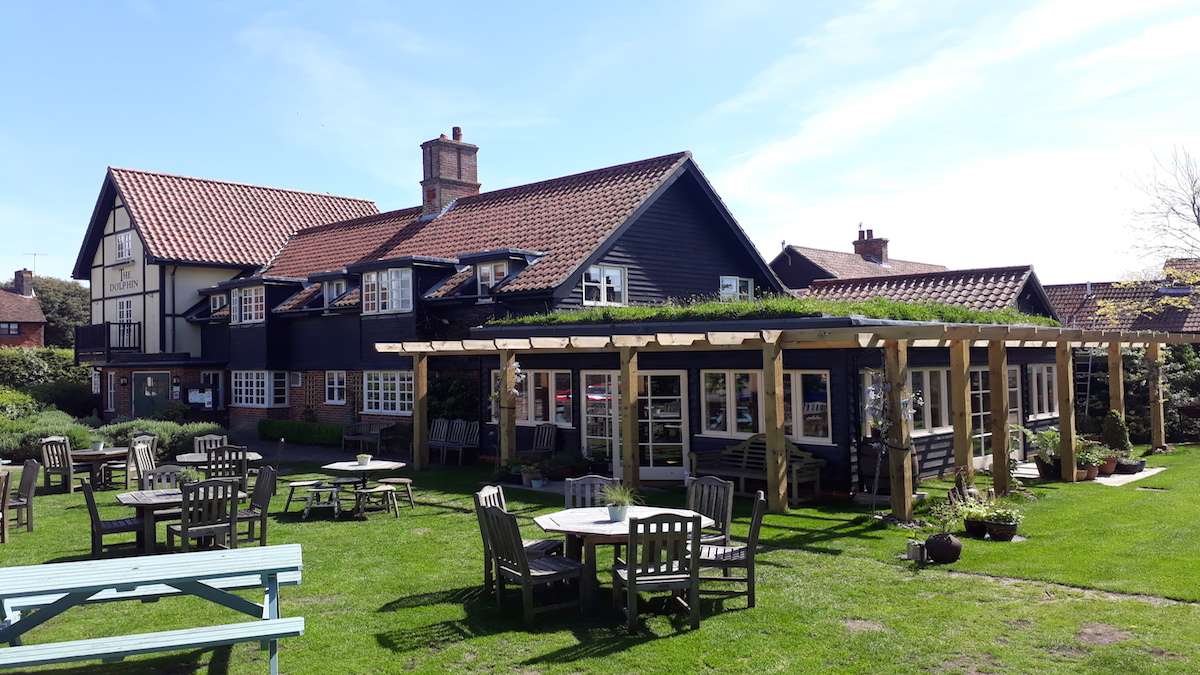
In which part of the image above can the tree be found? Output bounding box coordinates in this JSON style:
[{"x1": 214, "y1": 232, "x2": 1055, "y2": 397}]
[
  {"x1": 0, "y1": 275, "x2": 89, "y2": 347},
  {"x1": 1135, "y1": 147, "x2": 1200, "y2": 259}
]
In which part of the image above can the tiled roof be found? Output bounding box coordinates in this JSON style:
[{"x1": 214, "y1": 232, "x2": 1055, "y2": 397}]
[
  {"x1": 1164, "y1": 259, "x2": 1200, "y2": 276},
  {"x1": 109, "y1": 168, "x2": 378, "y2": 268},
  {"x1": 330, "y1": 287, "x2": 360, "y2": 309},
  {"x1": 262, "y1": 152, "x2": 691, "y2": 294},
  {"x1": 209, "y1": 305, "x2": 230, "y2": 320},
  {"x1": 0, "y1": 290, "x2": 45, "y2": 323},
  {"x1": 1045, "y1": 282, "x2": 1200, "y2": 332},
  {"x1": 425, "y1": 266, "x2": 476, "y2": 299},
  {"x1": 805, "y1": 266, "x2": 1034, "y2": 311},
  {"x1": 785, "y1": 245, "x2": 946, "y2": 280},
  {"x1": 273, "y1": 284, "x2": 322, "y2": 313}
]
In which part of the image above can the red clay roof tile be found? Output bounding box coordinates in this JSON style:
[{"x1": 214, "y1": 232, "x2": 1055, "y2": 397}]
[
  {"x1": 0, "y1": 290, "x2": 45, "y2": 323},
  {"x1": 805, "y1": 266, "x2": 1033, "y2": 311},
  {"x1": 1045, "y1": 281, "x2": 1200, "y2": 332},
  {"x1": 786, "y1": 245, "x2": 946, "y2": 280}
]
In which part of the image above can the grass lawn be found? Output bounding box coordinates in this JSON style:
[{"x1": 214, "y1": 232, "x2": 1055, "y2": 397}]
[{"x1": 2, "y1": 450, "x2": 1199, "y2": 673}]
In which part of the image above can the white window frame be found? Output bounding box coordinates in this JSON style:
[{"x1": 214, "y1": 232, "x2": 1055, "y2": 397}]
[
  {"x1": 323, "y1": 279, "x2": 347, "y2": 307},
  {"x1": 116, "y1": 297, "x2": 133, "y2": 324},
  {"x1": 489, "y1": 369, "x2": 574, "y2": 427},
  {"x1": 477, "y1": 261, "x2": 508, "y2": 297},
  {"x1": 91, "y1": 370, "x2": 101, "y2": 395},
  {"x1": 700, "y1": 369, "x2": 763, "y2": 438},
  {"x1": 908, "y1": 367, "x2": 953, "y2": 436},
  {"x1": 105, "y1": 372, "x2": 116, "y2": 412},
  {"x1": 231, "y1": 287, "x2": 265, "y2": 324},
  {"x1": 289, "y1": 372, "x2": 303, "y2": 388},
  {"x1": 361, "y1": 268, "x2": 413, "y2": 315},
  {"x1": 209, "y1": 294, "x2": 227, "y2": 314},
  {"x1": 719, "y1": 276, "x2": 754, "y2": 302},
  {"x1": 231, "y1": 370, "x2": 288, "y2": 408},
  {"x1": 1028, "y1": 363, "x2": 1059, "y2": 419},
  {"x1": 582, "y1": 264, "x2": 627, "y2": 306},
  {"x1": 325, "y1": 370, "x2": 347, "y2": 405},
  {"x1": 115, "y1": 231, "x2": 133, "y2": 262},
  {"x1": 363, "y1": 370, "x2": 414, "y2": 416},
  {"x1": 784, "y1": 369, "x2": 834, "y2": 444},
  {"x1": 969, "y1": 365, "x2": 1022, "y2": 461}
]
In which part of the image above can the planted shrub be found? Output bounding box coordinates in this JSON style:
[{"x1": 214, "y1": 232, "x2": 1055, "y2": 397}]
[
  {"x1": 258, "y1": 419, "x2": 344, "y2": 446},
  {"x1": 27, "y1": 380, "x2": 97, "y2": 418},
  {"x1": 0, "y1": 386, "x2": 41, "y2": 419},
  {"x1": 0, "y1": 410, "x2": 99, "y2": 461},
  {"x1": 99, "y1": 419, "x2": 227, "y2": 457},
  {"x1": 0, "y1": 347, "x2": 89, "y2": 388},
  {"x1": 1101, "y1": 410, "x2": 1133, "y2": 455}
]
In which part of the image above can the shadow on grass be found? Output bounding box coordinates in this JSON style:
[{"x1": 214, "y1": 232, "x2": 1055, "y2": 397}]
[{"x1": 15, "y1": 646, "x2": 230, "y2": 674}]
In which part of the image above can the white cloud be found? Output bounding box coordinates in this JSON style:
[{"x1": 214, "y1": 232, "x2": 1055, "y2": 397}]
[{"x1": 1057, "y1": 14, "x2": 1200, "y2": 105}]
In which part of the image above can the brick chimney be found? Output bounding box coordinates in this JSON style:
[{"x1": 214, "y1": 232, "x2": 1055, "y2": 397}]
[
  {"x1": 420, "y1": 126, "x2": 480, "y2": 215},
  {"x1": 852, "y1": 228, "x2": 888, "y2": 264},
  {"x1": 13, "y1": 269, "x2": 33, "y2": 297}
]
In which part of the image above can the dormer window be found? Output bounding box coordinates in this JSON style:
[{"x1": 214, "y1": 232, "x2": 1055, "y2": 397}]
[
  {"x1": 230, "y1": 286, "x2": 265, "y2": 324},
  {"x1": 719, "y1": 276, "x2": 754, "y2": 302},
  {"x1": 362, "y1": 268, "x2": 413, "y2": 314},
  {"x1": 115, "y1": 231, "x2": 133, "y2": 262},
  {"x1": 324, "y1": 279, "x2": 347, "y2": 306},
  {"x1": 209, "y1": 294, "x2": 228, "y2": 314},
  {"x1": 477, "y1": 261, "x2": 508, "y2": 297}
]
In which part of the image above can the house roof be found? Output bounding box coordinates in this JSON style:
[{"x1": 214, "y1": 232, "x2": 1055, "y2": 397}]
[
  {"x1": 74, "y1": 168, "x2": 378, "y2": 277},
  {"x1": 262, "y1": 152, "x2": 693, "y2": 294},
  {"x1": 1045, "y1": 281, "x2": 1200, "y2": 333},
  {"x1": 272, "y1": 284, "x2": 323, "y2": 314},
  {"x1": 0, "y1": 290, "x2": 45, "y2": 323},
  {"x1": 804, "y1": 266, "x2": 1040, "y2": 312},
  {"x1": 780, "y1": 245, "x2": 946, "y2": 280}
]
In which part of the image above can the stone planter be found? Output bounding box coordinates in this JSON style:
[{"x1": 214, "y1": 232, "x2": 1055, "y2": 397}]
[
  {"x1": 984, "y1": 521, "x2": 1019, "y2": 542},
  {"x1": 924, "y1": 533, "x2": 962, "y2": 564},
  {"x1": 963, "y1": 519, "x2": 988, "y2": 539},
  {"x1": 1033, "y1": 455, "x2": 1061, "y2": 480},
  {"x1": 1115, "y1": 458, "x2": 1147, "y2": 474}
]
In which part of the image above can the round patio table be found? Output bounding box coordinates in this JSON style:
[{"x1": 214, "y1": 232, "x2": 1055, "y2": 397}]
[
  {"x1": 174, "y1": 451, "x2": 263, "y2": 466},
  {"x1": 534, "y1": 506, "x2": 714, "y2": 612},
  {"x1": 71, "y1": 447, "x2": 128, "y2": 488},
  {"x1": 321, "y1": 460, "x2": 406, "y2": 490}
]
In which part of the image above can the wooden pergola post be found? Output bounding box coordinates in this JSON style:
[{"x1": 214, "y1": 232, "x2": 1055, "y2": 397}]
[
  {"x1": 619, "y1": 347, "x2": 640, "y2": 488},
  {"x1": 1107, "y1": 341, "x2": 1124, "y2": 418},
  {"x1": 884, "y1": 339, "x2": 913, "y2": 522},
  {"x1": 498, "y1": 349, "x2": 517, "y2": 464},
  {"x1": 762, "y1": 338, "x2": 788, "y2": 513},
  {"x1": 988, "y1": 341, "x2": 1010, "y2": 495},
  {"x1": 949, "y1": 339, "x2": 973, "y2": 481},
  {"x1": 1056, "y1": 342, "x2": 1077, "y2": 481},
  {"x1": 411, "y1": 353, "x2": 429, "y2": 469},
  {"x1": 1148, "y1": 341, "x2": 1166, "y2": 449}
]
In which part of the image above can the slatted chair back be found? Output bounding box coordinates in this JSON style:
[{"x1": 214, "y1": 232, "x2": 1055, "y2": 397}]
[
  {"x1": 564, "y1": 475, "x2": 616, "y2": 508},
  {"x1": 445, "y1": 419, "x2": 468, "y2": 447},
  {"x1": 626, "y1": 513, "x2": 701, "y2": 586},
  {"x1": 687, "y1": 476, "x2": 735, "y2": 540},
  {"x1": 481, "y1": 505, "x2": 531, "y2": 578},
  {"x1": 472, "y1": 488, "x2": 498, "y2": 560},
  {"x1": 745, "y1": 490, "x2": 768, "y2": 557},
  {"x1": 40, "y1": 437, "x2": 72, "y2": 472},
  {"x1": 193, "y1": 434, "x2": 227, "y2": 454},
  {"x1": 250, "y1": 466, "x2": 277, "y2": 512},
  {"x1": 132, "y1": 433, "x2": 158, "y2": 456},
  {"x1": 81, "y1": 480, "x2": 103, "y2": 531},
  {"x1": 180, "y1": 478, "x2": 238, "y2": 534},
  {"x1": 205, "y1": 445, "x2": 248, "y2": 487},
  {"x1": 133, "y1": 442, "x2": 157, "y2": 476},
  {"x1": 462, "y1": 421, "x2": 480, "y2": 449},
  {"x1": 0, "y1": 471, "x2": 9, "y2": 541},
  {"x1": 532, "y1": 424, "x2": 557, "y2": 453},
  {"x1": 475, "y1": 484, "x2": 507, "y2": 511},
  {"x1": 140, "y1": 465, "x2": 184, "y2": 490},
  {"x1": 18, "y1": 459, "x2": 40, "y2": 501},
  {"x1": 429, "y1": 418, "x2": 449, "y2": 444}
]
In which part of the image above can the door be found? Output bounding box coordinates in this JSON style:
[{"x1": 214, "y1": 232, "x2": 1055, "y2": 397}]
[
  {"x1": 132, "y1": 371, "x2": 170, "y2": 418},
  {"x1": 971, "y1": 366, "x2": 1022, "y2": 470},
  {"x1": 201, "y1": 370, "x2": 224, "y2": 410},
  {"x1": 583, "y1": 370, "x2": 690, "y2": 481},
  {"x1": 581, "y1": 371, "x2": 619, "y2": 467}
]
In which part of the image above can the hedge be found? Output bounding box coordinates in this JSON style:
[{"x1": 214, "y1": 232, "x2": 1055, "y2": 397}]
[
  {"x1": 0, "y1": 347, "x2": 90, "y2": 388},
  {"x1": 0, "y1": 386, "x2": 40, "y2": 419},
  {"x1": 258, "y1": 419, "x2": 344, "y2": 446},
  {"x1": 0, "y1": 410, "x2": 99, "y2": 462},
  {"x1": 98, "y1": 419, "x2": 227, "y2": 457}
]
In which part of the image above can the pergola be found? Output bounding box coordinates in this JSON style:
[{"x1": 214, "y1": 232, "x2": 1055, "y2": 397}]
[{"x1": 377, "y1": 322, "x2": 1200, "y2": 519}]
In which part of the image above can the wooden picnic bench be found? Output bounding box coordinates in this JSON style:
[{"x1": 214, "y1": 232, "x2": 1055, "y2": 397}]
[
  {"x1": 341, "y1": 422, "x2": 398, "y2": 455},
  {"x1": 689, "y1": 434, "x2": 825, "y2": 506},
  {"x1": 0, "y1": 544, "x2": 304, "y2": 674}
]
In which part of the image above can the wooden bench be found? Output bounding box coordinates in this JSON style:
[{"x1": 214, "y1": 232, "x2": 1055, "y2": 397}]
[
  {"x1": 690, "y1": 434, "x2": 825, "y2": 506},
  {"x1": 342, "y1": 422, "x2": 398, "y2": 455},
  {"x1": 0, "y1": 544, "x2": 304, "y2": 674}
]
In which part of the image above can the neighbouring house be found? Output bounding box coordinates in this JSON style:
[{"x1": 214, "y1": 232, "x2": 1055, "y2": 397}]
[
  {"x1": 0, "y1": 269, "x2": 47, "y2": 347},
  {"x1": 805, "y1": 265, "x2": 1059, "y2": 316},
  {"x1": 1045, "y1": 259, "x2": 1200, "y2": 333},
  {"x1": 769, "y1": 229, "x2": 946, "y2": 290}
]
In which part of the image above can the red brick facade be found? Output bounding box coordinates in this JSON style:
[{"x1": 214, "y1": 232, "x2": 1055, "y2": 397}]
[
  {"x1": 0, "y1": 322, "x2": 44, "y2": 348},
  {"x1": 98, "y1": 366, "x2": 214, "y2": 421}
]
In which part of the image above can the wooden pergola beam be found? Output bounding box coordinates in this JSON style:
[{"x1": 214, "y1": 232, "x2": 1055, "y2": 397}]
[
  {"x1": 1056, "y1": 342, "x2": 1077, "y2": 481},
  {"x1": 498, "y1": 349, "x2": 517, "y2": 464},
  {"x1": 1108, "y1": 341, "x2": 1124, "y2": 418},
  {"x1": 412, "y1": 352, "x2": 428, "y2": 470},
  {"x1": 884, "y1": 339, "x2": 914, "y2": 522},
  {"x1": 762, "y1": 339, "x2": 788, "y2": 513},
  {"x1": 949, "y1": 339, "x2": 972, "y2": 482},
  {"x1": 619, "y1": 347, "x2": 640, "y2": 488},
  {"x1": 988, "y1": 341, "x2": 1010, "y2": 496},
  {"x1": 1148, "y1": 342, "x2": 1166, "y2": 449}
]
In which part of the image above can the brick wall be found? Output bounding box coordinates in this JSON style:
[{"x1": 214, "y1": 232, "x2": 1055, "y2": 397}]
[
  {"x1": 98, "y1": 366, "x2": 211, "y2": 422},
  {"x1": 285, "y1": 370, "x2": 363, "y2": 426},
  {"x1": 0, "y1": 323, "x2": 44, "y2": 348}
]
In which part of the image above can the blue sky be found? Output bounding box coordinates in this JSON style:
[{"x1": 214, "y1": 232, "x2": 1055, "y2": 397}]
[{"x1": 2, "y1": 0, "x2": 1198, "y2": 284}]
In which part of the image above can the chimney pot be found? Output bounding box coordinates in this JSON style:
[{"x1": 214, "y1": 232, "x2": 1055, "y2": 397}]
[
  {"x1": 866, "y1": 228, "x2": 873, "y2": 239},
  {"x1": 851, "y1": 230, "x2": 889, "y2": 264},
  {"x1": 452, "y1": 126, "x2": 462, "y2": 142},
  {"x1": 420, "y1": 127, "x2": 481, "y2": 215}
]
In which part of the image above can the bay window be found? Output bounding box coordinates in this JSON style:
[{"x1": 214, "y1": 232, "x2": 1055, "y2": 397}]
[
  {"x1": 230, "y1": 286, "x2": 265, "y2": 324},
  {"x1": 364, "y1": 370, "x2": 414, "y2": 415},
  {"x1": 231, "y1": 370, "x2": 288, "y2": 408},
  {"x1": 719, "y1": 276, "x2": 754, "y2": 302},
  {"x1": 362, "y1": 268, "x2": 413, "y2": 314},
  {"x1": 702, "y1": 370, "x2": 761, "y2": 437},
  {"x1": 1028, "y1": 364, "x2": 1058, "y2": 418},
  {"x1": 582, "y1": 264, "x2": 626, "y2": 306},
  {"x1": 489, "y1": 369, "x2": 573, "y2": 426},
  {"x1": 783, "y1": 370, "x2": 832, "y2": 443},
  {"x1": 325, "y1": 370, "x2": 347, "y2": 404}
]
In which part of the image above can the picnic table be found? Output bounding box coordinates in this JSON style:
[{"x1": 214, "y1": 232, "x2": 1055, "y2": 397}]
[
  {"x1": 534, "y1": 506, "x2": 714, "y2": 611},
  {"x1": 71, "y1": 447, "x2": 128, "y2": 488},
  {"x1": 0, "y1": 544, "x2": 304, "y2": 674},
  {"x1": 321, "y1": 460, "x2": 405, "y2": 490},
  {"x1": 174, "y1": 451, "x2": 264, "y2": 465},
  {"x1": 117, "y1": 487, "x2": 247, "y2": 555}
]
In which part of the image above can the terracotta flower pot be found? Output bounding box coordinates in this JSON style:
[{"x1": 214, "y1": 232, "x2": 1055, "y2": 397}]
[
  {"x1": 963, "y1": 519, "x2": 988, "y2": 539},
  {"x1": 985, "y1": 521, "x2": 1018, "y2": 542},
  {"x1": 1098, "y1": 457, "x2": 1118, "y2": 476},
  {"x1": 1086, "y1": 466, "x2": 1099, "y2": 480},
  {"x1": 924, "y1": 533, "x2": 962, "y2": 564}
]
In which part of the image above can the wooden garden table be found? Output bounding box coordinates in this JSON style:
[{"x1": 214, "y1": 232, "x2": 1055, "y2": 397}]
[
  {"x1": 534, "y1": 506, "x2": 714, "y2": 612},
  {"x1": 116, "y1": 487, "x2": 246, "y2": 555},
  {"x1": 70, "y1": 447, "x2": 127, "y2": 488},
  {"x1": 173, "y1": 451, "x2": 263, "y2": 466}
]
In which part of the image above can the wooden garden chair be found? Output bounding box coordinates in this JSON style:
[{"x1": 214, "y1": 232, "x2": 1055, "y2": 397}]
[
  {"x1": 0, "y1": 471, "x2": 8, "y2": 544},
  {"x1": 520, "y1": 423, "x2": 557, "y2": 462},
  {"x1": 438, "y1": 420, "x2": 467, "y2": 464},
  {"x1": 140, "y1": 465, "x2": 184, "y2": 490},
  {"x1": 238, "y1": 465, "x2": 276, "y2": 545},
  {"x1": 699, "y1": 490, "x2": 767, "y2": 608},
  {"x1": 441, "y1": 420, "x2": 479, "y2": 466},
  {"x1": 612, "y1": 513, "x2": 702, "y2": 632},
  {"x1": 206, "y1": 445, "x2": 249, "y2": 491},
  {"x1": 119, "y1": 434, "x2": 159, "y2": 489},
  {"x1": 193, "y1": 433, "x2": 228, "y2": 454},
  {"x1": 564, "y1": 475, "x2": 617, "y2": 508},
  {"x1": 7, "y1": 459, "x2": 40, "y2": 534},
  {"x1": 686, "y1": 476, "x2": 735, "y2": 545},
  {"x1": 167, "y1": 478, "x2": 238, "y2": 552},
  {"x1": 427, "y1": 418, "x2": 450, "y2": 456},
  {"x1": 82, "y1": 480, "x2": 143, "y2": 557},
  {"x1": 131, "y1": 441, "x2": 158, "y2": 486},
  {"x1": 40, "y1": 436, "x2": 88, "y2": 493},
  {"x1": 473, "y1": 485, "x2": 562, "y2": 598},
  {"x1": 481, "y1": 504, "x2": 583, "y2": 624}
]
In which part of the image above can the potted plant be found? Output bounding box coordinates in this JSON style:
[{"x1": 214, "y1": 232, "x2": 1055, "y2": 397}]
[
  {"x1": 984, "y1": 505, "x2": 1023, "y2": 541},
  {"x1": 924, "y1": 500, "x2": 963, "y2": 564},
  {"x1": 600, "y1": 483, "x2": 639, "y2": 522},
  {"x1": 1115, "y1": 456, "x2": 1147, "y2": 474},
  {"x1": 1075, "y1": 443, "x2": 1104, "y2": 481},
  {"x1": 1101, "y1": 410, "x2": 1133, "y2": 455},
  {"x1": 519, "y1": 464, "x2": 541, "y2": 488},
  {"x1": 1097, "y1": 447, "x2": 1121, "y2": 476},
  {"x1": 178, "y1": 467, "x2": 202, "y2": 485},
  {"x1": 356, "y1": 453, "x2": 373, "y2": 466},
  {"x1": 957, "y1": 496, "x2": 990, "y2": 539},
  {"x1": 1021, "y1": 427, "x2": 1061, "y2": 480}
]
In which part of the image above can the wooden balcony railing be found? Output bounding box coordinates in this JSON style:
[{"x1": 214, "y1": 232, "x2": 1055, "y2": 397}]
[{"x1": 75, "y1": 322, "x2": 142, "y2": 363}]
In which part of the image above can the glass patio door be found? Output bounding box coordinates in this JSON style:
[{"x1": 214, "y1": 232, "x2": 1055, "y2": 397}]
[
  {"x1": 581, "y1": 370, "x2": 689, "y2": 481},
  {"x1": 971, "y1": 366, "x2": 1022, "y2": 470},
  {"x1": 581, "y1": 371, "x2": 619, "y2": 467}
]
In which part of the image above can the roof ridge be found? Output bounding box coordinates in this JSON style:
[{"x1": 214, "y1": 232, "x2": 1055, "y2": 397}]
[
  {"x1": 812, "y1": 264, "x2": 1033, "y2": 287},
  {"x1": 288, "y1": 205, "x2": 425, "y2": 239},
  {"x1": 108, "y1": 166, "x2": 377, "y2": 205},
  {"x1": 787, "y1": 244, "x2": 944, "y2": 268}
]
